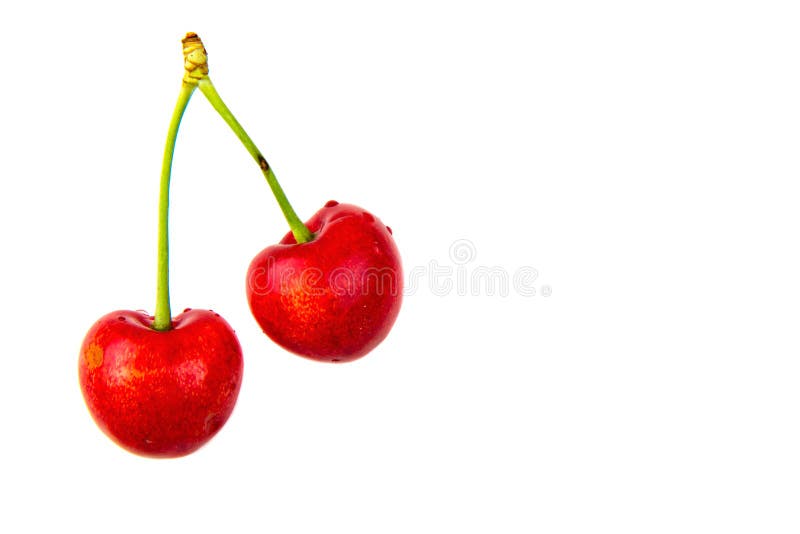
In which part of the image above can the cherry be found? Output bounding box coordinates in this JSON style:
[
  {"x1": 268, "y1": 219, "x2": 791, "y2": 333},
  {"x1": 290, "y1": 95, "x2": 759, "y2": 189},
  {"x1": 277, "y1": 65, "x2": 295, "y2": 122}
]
[
  {"x1": 246, "y1": 202, "x2": 402, "y2": 362},
  {"x1": 78, "y1": 35, "x2": 243, "y2": 457},
  {"x1": 79, "y1": 310, "x2": 242, "y2": 457},
  {"x1": 190, "y1": 34, "x2": 403, "y2": 362}
]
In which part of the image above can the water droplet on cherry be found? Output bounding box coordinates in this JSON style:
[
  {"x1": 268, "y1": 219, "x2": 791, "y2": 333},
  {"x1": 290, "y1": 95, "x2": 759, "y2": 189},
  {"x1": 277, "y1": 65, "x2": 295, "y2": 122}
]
[
  {"x1": 117, "y1": 316, "x2": 126, "y2": 322},
  {"x1": 385, "y1": 225, "x2": 392, "y2": 235},
  {"x1": 362, "y1": 211, "x2": 374, "y2": 223},
  {"x1": 183, "y1": 308, "x2": 192, "y2": 313},
  {"x1": 324, "y1": 200, "x2": 339, "y2": 208}
]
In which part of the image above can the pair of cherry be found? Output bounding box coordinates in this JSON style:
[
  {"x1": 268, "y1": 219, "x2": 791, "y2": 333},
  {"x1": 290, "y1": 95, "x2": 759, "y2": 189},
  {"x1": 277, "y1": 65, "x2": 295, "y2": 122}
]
[{"x1": 78, "y1": 34, "x2": 402, "y2": 458}]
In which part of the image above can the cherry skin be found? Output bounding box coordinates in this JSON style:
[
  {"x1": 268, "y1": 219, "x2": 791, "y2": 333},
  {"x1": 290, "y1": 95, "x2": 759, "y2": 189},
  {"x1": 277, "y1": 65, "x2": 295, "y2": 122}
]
[
  {"x1": 246, "y1": 202, "x2": 402, "y2": 363},
  {"x1": 79, "y1": 309, "x2": 244, "y2": 458}
]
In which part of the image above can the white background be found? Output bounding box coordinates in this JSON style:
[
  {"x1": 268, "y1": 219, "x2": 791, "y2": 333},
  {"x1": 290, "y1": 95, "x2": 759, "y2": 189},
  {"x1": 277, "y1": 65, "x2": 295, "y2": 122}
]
[{"x1": 1, "y1": 1, "x2": 799, "y2": 532}]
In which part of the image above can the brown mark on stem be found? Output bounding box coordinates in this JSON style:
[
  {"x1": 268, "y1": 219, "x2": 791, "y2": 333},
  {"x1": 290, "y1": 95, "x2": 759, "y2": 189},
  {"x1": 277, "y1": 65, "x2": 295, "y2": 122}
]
[{"x1": 258, "y1": 155, "x2": 270, "y2": 172}]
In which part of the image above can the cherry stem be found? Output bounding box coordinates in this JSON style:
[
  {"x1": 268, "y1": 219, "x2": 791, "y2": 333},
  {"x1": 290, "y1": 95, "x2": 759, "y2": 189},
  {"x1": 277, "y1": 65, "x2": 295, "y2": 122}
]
[
  {"x1": 152, "y1": 35, "x2": 210, "y2": 331},
  {"x1": 188, "y1": 40, "x2": 313, "y2": 243},
  {"x1": 196, "y1": 79, "x2": 313, "y2": 244},
  {"x1": 153, "y1": 82, "x2": 195, "y2": 331}
]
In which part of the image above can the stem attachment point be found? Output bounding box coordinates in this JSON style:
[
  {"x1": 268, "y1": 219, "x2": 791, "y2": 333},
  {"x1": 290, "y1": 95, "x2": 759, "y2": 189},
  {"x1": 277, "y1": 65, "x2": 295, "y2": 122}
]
[{"x1": 182, "y1": 32, "x2": 209, "y2": 85}]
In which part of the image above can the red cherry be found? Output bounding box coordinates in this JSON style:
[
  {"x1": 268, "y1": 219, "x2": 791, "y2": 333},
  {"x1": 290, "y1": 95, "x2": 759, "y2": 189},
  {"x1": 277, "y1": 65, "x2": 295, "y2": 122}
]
[
  {"x1": 79, "y1": 309, "x2": 243, "y2": 458},
  {"x1": 246, "y1": 202, "x2": 402, "y2": 362}
]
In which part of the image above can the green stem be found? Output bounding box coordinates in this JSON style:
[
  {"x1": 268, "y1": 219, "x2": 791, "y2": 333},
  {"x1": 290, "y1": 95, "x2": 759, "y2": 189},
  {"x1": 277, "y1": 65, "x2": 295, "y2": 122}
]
[
  {"x1": 197, "y1": 77, "x2": 314, "y2": 244},
  {"x1": 153, "y1": 82, "x2": 196, "y2": 331}
]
